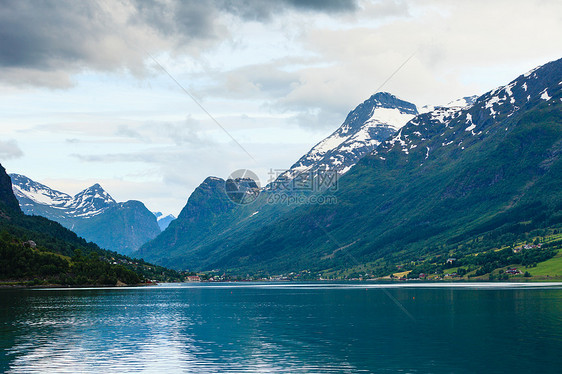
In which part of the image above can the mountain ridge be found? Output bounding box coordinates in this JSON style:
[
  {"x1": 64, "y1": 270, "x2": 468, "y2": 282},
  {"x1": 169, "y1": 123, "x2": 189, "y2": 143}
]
[
  {"x1": 138, "y1": 92, "x2": 420, "y2": 267},
  {"x1": 278, "y1": 92, "x2": 418, "y2": 182},
  {"x1": 208, "y1": 57, "x2": 562, "y2": 274},
  {"x1": 10, "y1": 174, "x2": 161, "y2": 255},
  {"x1": 139, "y1": 57, "x2": 562, "y2": 275}
]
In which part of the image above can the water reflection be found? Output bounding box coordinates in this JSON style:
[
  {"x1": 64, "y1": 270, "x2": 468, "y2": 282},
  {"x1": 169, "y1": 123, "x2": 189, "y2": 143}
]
[{"x1": 1, "y1": 283, "x2": 561, "y2": 373}]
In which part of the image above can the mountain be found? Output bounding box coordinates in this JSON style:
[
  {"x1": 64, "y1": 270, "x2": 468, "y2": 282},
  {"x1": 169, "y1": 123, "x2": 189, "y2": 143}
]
[
  {"x1": 10, "y1": 174, "x2": 160, "y2": 255},
  {"x1": 138, "y1": 177, "x2": 241, "y2": 268},
  {"x1": 0, "y1": 166, "x2": 20, "y2": 217},
  {"x1": 0, "y1": 164, "x2": 183, "y2": 285},
  {"x1": 201, "y1": 57, "x2": 562, "y2": 274},
  {"x1": 141, "y1": 57, "x2": 562, "y2": 275},
  {"x1": 138, "y1": 92, "x2": 418, "y2": 268},
  {"x1": 0, "y1": 164, "x2": 140, "y2": 284},
  {"x1": 278, "y1": 92, "x2": 417, "y2": 183},
  {"x1": 153, "y1": 212, "x2": 176, "y2": 231}
]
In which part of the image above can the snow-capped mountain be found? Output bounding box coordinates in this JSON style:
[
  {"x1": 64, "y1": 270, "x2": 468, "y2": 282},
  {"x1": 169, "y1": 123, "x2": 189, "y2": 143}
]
[
  {"x1": 276, "y1": 92, "x2": 418, "y2": 185},
  {"x1": 418, "y1": 95, "x2": 479, "y2": 114},
  {"x1": 153, "y1": 212, "x2": 176, "y2": 231},
  {"x1": 71, "y1": 184, "x2": 116, "y2": 217},
  {"x1": 445, "y1": 95, "x2": 479, "y2": 108},
  {"x1": 377, "y1": 61, "x2": 561, "y2": 160},
  {"x1": 10, "y1": 174, "x2": 116, "y2": 220},
  {"x1": 10, "y1": 174, "x2": 161, "y2": 255},
  {"x1": 138, "y1": 57, "x2": 562, "y2": 273}
]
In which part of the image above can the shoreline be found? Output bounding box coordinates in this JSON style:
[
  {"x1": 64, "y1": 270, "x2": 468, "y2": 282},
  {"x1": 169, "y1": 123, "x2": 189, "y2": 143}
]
[
  {"x1": 0, "y1": 282, "x2": 157, "y2": 289},
  {"x1": 3, "y1": 278, "x2": 562, "y2": 289}
]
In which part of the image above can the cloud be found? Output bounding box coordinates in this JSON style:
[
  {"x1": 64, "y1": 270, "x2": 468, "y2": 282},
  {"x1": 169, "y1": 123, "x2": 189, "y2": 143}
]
[
  {"x1": 200, "y1": 59, "x2": 301, "y2": 100},
  {"x1": 0, "y1": 140, "x2": 24, "y2": 159},
  {"x1": 0, "y1": 1, "x2": 147, "y2": 86},
  {"x1": 113, "y1": 117, "x2": 215, "y2": 147},
  {"x1": 218, "y1": 0, "x2": 357, "y2": 21},
  {"x1": 253, "y1": 0, "x2": 562, "y2": 129},
  {"x1": 0, "y1": 0, "x2": 225, "y2": 86},
  {"x1": 69, "y1": 144, "x2": 250, "y2": 192},
  {"x1": 0, "y1": 0, "x2": 359, "y2": 87}
]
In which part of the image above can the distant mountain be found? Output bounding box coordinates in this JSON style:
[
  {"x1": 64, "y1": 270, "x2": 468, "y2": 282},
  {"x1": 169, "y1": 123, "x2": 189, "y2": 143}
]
[
  {"x1": 0, "y1": 164, "x2": 141, "y2": 285},
  {"x1": 10, "y1": 174, "x2": 160, "y2": 255},
  {"x1": 153, "y1": 212, "x2": 176, "y2": 231},
  {"x1": 0, "y1": 164, "x2": 182, "y2": 285},
  {"x1": 278, "y1": 92, "x2": 417, "y2": 183},
  {"x1": 141, "y1": 57, "x2": 562, "y2": 275}
]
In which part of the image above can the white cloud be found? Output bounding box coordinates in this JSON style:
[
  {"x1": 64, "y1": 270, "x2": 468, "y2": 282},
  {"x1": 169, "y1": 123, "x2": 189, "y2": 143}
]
[{"x1": 0, "y1": 140, "x2": 24, "y2": 159}]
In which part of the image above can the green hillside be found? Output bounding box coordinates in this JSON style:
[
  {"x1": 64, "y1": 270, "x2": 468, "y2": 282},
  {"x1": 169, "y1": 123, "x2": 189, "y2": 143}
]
[
  {"x1": 215, "y1": 63, "x2": 562, "y2": 275},
  {"x1": 138, "y1": 58, "x2": 562, "y2": 278},
  {"x1": 0, "y1": 165, "x2": 182, "y2": 286}
]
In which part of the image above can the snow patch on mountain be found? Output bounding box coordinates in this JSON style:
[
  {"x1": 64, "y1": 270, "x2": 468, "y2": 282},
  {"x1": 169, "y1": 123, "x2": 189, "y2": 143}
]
[
  {"x1": 540, "y1": 89, "x2": 551, "y2": 101},
  {"x1": 11, "y1": 174, "x2": 117, "y2": 219},
  {"x1": 419, "y1": 95, "x2": 479, "y2": 114},
  {"x1": 275, "y1": 92, "x2": 418, "y2": 186},
  {"x1": 374, "y1": 58, "x2": 562, "y2": 162},
  {"x1": 365, "y1": 107, "x2": 417, "y2": 131}
]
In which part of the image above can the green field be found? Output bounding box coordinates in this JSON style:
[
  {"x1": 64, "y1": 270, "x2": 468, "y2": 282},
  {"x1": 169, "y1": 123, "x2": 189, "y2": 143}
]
[{"x1": 525, "y1": 252, "x2": 562, "y2": 278}]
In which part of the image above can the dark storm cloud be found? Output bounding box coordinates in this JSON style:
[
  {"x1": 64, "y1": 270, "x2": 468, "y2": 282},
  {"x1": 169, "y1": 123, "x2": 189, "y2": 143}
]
[
  {"x1": 284, "y1": 0, "x2": 358, "y2": 12},
  {"x1": 0, "y1": 0, "x2": 359, "y2": 86},
  {"x1": 0, "y1": 1, "x2": 99, "y2": 69},
  {"x1": 0, "y1": 0, "x2": 220, "y2": 75},
  {"x1": 218, "y1": 0, "x2": 358, "y2": 21},
  {"x1": 130, "y1": 0, "x2": 222, "y2": 44}
]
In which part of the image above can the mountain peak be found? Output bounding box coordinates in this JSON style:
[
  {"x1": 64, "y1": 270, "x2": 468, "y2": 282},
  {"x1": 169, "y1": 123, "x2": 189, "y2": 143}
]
[
  {"x1": 74, "y1": 182, "x2": 111, "y2": 197},
  {"x1": 366, "y1": 92, "x2": 418, "y2": 113},
  {"x1": 10, "y1": 176, "x2": 117, "y2": 219},
  {"x1": 277, "y1": 92, "x2": 419, "y2": 184},
  {"x1": 70, "y1": 184, "x2": 116, "y2": 217},
  {"x1": 83, "y1": 183, "x2": 104, "y2": 192},
  {"x1": 204, "y1": 176, "x2": 225, "y2": 183}
]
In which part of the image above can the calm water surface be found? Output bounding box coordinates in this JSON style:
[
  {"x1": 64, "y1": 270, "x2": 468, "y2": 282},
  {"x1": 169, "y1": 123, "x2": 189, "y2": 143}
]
[{"x1": 1, "y1": 282, "x2": 561, "y2": 373}]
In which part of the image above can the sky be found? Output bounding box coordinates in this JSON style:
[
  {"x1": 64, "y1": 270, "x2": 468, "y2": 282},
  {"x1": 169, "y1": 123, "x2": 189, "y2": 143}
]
[{"x1": 0, "y1": 0, "x2": 561, "y2": 216}]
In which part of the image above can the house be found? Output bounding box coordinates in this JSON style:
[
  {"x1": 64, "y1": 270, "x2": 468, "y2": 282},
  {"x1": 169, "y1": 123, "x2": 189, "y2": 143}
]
[
  {"x1": 186, "y1": 275, "x2": 201, "y2": 282},
  {"x1": 446, "y1": 258, "x2": 456, "y2": 265},
  {"x1": 506, "y1": 268, "x2": 521, "y2": 275},
  {"x1": 23, "y1": 240, "x2": 37, "y2": 248}
]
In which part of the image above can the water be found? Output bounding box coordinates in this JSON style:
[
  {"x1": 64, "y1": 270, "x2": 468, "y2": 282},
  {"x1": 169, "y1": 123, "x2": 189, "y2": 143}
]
[{"x1": 1, "y1": 282, "x2": 562, "y2": 373}]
